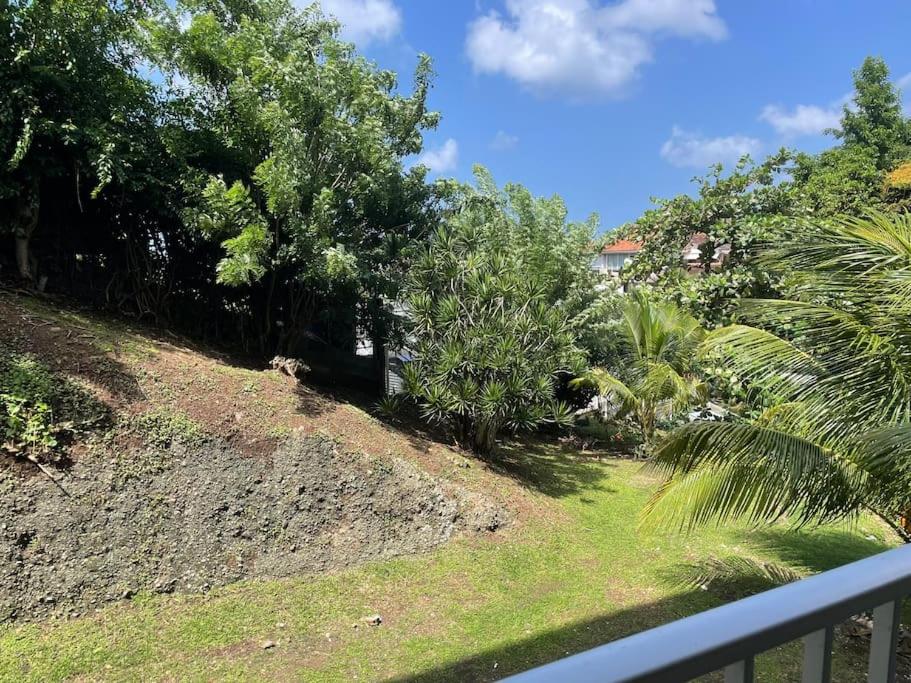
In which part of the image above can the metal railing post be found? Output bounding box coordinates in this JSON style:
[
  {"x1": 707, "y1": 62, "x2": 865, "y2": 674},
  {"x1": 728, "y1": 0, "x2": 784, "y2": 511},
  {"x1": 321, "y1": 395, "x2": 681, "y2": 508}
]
[
  {"x1": 724, "y1": 657, "x2": 754, "y2": 682},
  {"x1": 869, "y1": 599, "x2": 902, "y2": 683},
  {"x1": 801, "y1": 627, "x2": 832, "y2": 683}
]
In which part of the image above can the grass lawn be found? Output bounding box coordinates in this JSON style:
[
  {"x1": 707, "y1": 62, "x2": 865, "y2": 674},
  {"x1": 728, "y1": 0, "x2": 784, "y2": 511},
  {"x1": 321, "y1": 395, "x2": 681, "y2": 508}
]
[{"x1": 0, "y1": 442, "x2": 898, "y2": 682}]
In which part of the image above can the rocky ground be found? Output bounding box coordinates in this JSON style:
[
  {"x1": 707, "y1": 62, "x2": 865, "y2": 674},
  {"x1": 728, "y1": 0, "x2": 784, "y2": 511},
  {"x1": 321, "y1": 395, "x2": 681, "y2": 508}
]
[{"x1": 1, "y1": 434, "x2": 505, "y2": 622}]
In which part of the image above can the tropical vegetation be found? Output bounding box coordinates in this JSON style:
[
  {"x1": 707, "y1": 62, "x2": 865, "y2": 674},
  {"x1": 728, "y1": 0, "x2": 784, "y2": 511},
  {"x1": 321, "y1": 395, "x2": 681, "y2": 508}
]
[
  {"x1": 571, "y1": 290, "x2": 705, "y2": 450},
  {"x1": 3, "y1": 0, "x2": 911, "y2": 533},
  {"x1": 646, "y1": 213, "x2": 911, "y2": 540},
  {"x1": 402, "y1": 169, "x2": 593, "y2": 453},
  {"x1": 1, "y1": 0, "x2": 442, "y2": 368},
  {"x1": 5, "y1": 2, "x2": 911, "y2": 679}
]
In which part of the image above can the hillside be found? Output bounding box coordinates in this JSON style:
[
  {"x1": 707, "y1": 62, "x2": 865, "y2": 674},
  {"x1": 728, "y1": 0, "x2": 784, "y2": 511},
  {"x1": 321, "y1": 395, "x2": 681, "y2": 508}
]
[{"x1": 0, "y1": 291, "x2": 514, "y2": 622}]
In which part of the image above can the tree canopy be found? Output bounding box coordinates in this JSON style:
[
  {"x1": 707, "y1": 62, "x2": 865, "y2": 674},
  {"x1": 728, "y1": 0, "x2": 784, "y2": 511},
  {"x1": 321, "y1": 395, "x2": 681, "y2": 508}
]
[{"x1": 0, "y1": 0, "x2": 447, "y2": 374}]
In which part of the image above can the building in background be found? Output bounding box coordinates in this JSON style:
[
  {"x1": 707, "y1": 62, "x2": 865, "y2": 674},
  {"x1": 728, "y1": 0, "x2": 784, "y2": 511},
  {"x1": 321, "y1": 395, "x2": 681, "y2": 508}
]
[
  {"x1": 591, "y1": 240, "x2": 642, "y2": 278},
  {"x1": 593, "y1": 234, "x2": 732, "y2": 282}
]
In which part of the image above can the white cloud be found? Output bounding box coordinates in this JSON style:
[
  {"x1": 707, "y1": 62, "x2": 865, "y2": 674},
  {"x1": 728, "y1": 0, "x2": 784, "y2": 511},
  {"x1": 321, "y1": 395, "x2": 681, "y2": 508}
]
[
  {"x1": 660, "y1": 126, "x2": 761, "y2": 168},
  {"x1": 759, "y1": 103, "x2": 841, "y2": 138},
  {"x1": 600, "y1": 0, "x2": 727, "y2": 38},
  {"x1": 319, "y1": 0, "x2": 402, "y2": 45},
  {"x1": 465, "y1": 0, "x2": 726, "y2": 97},
  {"x1": 416, "y1": 139, "x2": 459, "y2": 174},
  {"x1": 896, "y1": 72, "x2": 911, "y2": 91},
  {"x1": 490, "y1": 130, "x2": 519, "y2": 151}
]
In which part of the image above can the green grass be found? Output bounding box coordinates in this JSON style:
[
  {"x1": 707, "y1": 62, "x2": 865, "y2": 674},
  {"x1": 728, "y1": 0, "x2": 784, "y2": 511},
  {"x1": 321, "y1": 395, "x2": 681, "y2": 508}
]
[{"x1": 0, "y1": 444, "x2": 898, "y2": 682}]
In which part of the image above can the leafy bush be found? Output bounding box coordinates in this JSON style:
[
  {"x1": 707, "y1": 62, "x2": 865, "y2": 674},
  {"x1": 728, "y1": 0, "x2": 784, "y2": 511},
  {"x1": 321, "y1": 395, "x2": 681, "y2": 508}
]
[
  {"x1": 574, "y1": 416, "x2": 640, "y2": 450},
  {"x1": 403, "y1": 169, "x2": 588, "y2": 454},
  {"x1": 0, "y1": 350, "x2": 104, "y2": 460}
]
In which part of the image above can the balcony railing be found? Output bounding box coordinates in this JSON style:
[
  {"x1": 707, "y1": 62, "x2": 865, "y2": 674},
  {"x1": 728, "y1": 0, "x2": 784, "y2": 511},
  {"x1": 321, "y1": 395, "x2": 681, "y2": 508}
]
[{"x1": 503, "y1": 544, "x2": 911, "y2": 682}]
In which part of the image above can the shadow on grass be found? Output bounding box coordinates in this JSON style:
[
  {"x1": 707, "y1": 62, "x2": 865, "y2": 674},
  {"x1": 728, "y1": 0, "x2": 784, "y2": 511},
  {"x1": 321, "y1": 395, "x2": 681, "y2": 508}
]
[
  {"x1": 751, "y1": 528, "x2": 893, "y2": 574},
  {"x1": 488, "y1": 438, "x2": 617, "y2": 499},
  {"x1": 393, "y1": 524, "x2": 896, "y2": 683},
  {"x1": 391, "y1": 588, "x2": 715, "y2": 683}
]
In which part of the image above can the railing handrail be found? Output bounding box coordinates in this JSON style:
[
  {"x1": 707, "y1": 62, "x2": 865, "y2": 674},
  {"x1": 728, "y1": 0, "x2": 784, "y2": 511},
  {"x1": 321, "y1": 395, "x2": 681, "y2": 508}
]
[{"x1": 502, "y1": 544, "x2": 911, "y2": 682}]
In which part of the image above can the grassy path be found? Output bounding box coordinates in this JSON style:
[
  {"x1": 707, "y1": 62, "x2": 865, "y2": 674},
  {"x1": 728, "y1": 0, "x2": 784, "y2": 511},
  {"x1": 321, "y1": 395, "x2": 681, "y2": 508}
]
[{"x1": 1, "y1": 447, "x2": 896, "y2": 682}]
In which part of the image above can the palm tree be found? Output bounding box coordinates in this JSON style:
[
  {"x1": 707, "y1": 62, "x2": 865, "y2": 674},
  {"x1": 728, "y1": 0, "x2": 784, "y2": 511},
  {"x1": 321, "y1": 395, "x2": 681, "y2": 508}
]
[
  {"x1": 646, "y1": 213, "x2": 911, "y2": 541},
  {"x1": 572, "y1": 290, "x2": 706, "y2": 447}
]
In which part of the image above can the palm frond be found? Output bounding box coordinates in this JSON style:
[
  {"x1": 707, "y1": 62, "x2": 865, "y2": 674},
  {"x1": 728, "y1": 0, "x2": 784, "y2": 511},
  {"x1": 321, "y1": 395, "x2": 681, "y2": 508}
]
[
  {"x1": 644, "y1": 421, "x2": 867, "y2": 529},
  {"x1": 570, "y1": 368, "x2": 637, "y2": 414},
  {"x1": 654, "y1": 213, "x2": 911, "y2": 534},
  {"x1": 640, "y1": 362, "x2": 706, "y2": 413},
  {"x1": 680, "y1": 556, "x2": 804, "y2": 590},
  {"x1": 849, "y1": 423, "x2": 911, "y2": 514},
  {"x1": 702, "y1": 325, "x2": 822, "y2": 400}
]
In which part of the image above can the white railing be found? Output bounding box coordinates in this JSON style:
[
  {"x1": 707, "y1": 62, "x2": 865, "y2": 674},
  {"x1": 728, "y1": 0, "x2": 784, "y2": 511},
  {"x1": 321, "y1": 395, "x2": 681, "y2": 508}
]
[{"x1": 503, "y1": 544, "x2": 911, "y2": 682}]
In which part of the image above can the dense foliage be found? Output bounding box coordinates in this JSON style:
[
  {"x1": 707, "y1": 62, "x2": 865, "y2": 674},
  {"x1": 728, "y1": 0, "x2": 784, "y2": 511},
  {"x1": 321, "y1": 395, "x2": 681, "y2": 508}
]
[
  {"x1": 150, "y1": 0, "x2": 442, "y2": 355},
  {"x1": 571, "y1": 290, "x2": 705, "y2": 450},
  {"x1": 620, "y1": 57, "x2": 911, "y2": 330},
  {"x1": 6, "y1": 0, "x2": 911, "y2": 523},
  {"x1": 402, "y1": 169, "x2": 593, "y2": 453},
  {"x1": 0, "y1": 0, "x2": 443, "y2": 379},
  {"x1": 622, "y1": 152, "x2": 797, "y2": 327},
  {"x1": 645, "y1": 214, "x2": 911, "y2": 538}
]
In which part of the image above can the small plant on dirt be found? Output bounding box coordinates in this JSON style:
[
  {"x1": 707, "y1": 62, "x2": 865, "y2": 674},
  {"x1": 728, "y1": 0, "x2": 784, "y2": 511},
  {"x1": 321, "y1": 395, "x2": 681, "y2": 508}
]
[
  {"x1": 0, "y1": 350, "x2": 106, "y2": 461},
  {"x1": 375, "y1": 394, "x2": 404, "y2": 421},
  {"x1": 132, "y1": 408, "x2": 206, "y2": 449},
  {"x1": 1, "y1": 394, "x2": 57, "y2": 453}
]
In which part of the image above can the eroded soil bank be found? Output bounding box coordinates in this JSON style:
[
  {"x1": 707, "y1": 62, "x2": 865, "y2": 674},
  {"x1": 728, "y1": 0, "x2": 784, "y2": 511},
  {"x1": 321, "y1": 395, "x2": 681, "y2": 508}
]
[{"x1": 1, "y1": 435, "x2": 506, "y2": 622}]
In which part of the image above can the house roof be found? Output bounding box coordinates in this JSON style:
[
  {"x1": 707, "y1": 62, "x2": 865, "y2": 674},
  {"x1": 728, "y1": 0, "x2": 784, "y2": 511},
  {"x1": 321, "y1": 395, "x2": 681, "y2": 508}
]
[
  {"x1": 684, "y1": 232, "x2": 709, "y2": 250},
  {"x1": 602, "y1": 239, "x2": 643, "y2": 254}
]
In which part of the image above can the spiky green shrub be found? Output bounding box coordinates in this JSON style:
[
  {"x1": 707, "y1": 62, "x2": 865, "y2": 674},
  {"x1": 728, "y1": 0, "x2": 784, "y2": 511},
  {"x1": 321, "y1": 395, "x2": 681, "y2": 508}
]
[{"x1": 403, "y1": 172, "x2": 588, "y2": 454}]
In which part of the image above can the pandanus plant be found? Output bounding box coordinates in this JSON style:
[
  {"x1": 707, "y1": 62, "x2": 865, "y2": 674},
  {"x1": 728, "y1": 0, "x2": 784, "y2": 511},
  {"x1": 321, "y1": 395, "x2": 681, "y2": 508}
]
[{"x1": 402, "y1": 207, "x2": 580, "y2": 455}]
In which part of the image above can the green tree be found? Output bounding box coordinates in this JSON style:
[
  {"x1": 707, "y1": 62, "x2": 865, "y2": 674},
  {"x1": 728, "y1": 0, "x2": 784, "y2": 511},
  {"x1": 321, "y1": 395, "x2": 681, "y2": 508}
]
[
  {"x1": 0, "y1": 0, "x2": 163, "y2": 281},
  {"x1": 791, "y1": 146, "x2": 883, "y2": 216},
  {"x1": 621, "y1": 152, "x2": 797, "y2": 327},
  {"x1": 402, "y1": 168, "x2": 591, "y2": 454},
  {"x1": 792, "y1": 57, "x2": 911, "y2": 216},
  {"x1": 150, "y1": 0, "x2": 442, "y2": 357},
  {"x1": 571, "y1": 290, "x2": 706, "y2": 447},
  {"x1": 622, "y1": 58, "x2": 911, "y2": 331},
  {"x1": 836, "y1": 56, "x2": 911, "y2": 169},
  {"x1": 645, "y1": 214, "x2": 911, "y2": 540}
]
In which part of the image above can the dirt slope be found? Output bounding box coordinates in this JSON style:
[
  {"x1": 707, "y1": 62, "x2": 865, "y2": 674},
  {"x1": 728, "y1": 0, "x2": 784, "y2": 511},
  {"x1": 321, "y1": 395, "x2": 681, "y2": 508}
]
[{"x1": 0, "y1": 292, "x2": 515, "y2": 622}]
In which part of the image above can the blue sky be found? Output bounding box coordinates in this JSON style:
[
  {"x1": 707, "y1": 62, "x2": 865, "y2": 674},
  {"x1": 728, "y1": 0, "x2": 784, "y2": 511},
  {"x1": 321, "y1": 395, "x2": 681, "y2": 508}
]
[{"x1": 319, "y1": 1, "x2": 911, "y2": 232}]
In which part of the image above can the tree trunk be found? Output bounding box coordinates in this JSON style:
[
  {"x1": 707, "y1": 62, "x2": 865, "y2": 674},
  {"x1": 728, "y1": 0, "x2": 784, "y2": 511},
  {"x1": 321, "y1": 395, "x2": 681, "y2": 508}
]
[
  {"x1": 13, "y1": 180, "x2": 40, "y2": 282},
  {"x1": 15, "y1": 236, "x2": 31, "y2": 280},
  {"x1": 472, "y1": 419, "x2": 499, "y2": 455},
  {"x1": 373, "y1": 335, "x2": 387, "y2": 397}
]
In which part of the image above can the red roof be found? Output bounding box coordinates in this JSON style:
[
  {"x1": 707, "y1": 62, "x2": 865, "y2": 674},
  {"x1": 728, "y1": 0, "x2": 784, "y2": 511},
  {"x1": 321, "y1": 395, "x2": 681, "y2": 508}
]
[{"x1": 602, "y1": 239, "x2": 643, "y2": 254}]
